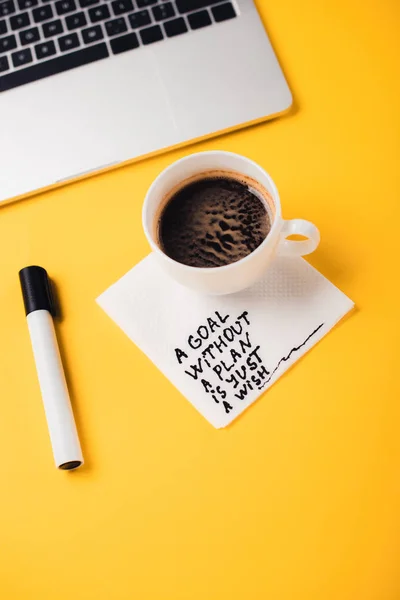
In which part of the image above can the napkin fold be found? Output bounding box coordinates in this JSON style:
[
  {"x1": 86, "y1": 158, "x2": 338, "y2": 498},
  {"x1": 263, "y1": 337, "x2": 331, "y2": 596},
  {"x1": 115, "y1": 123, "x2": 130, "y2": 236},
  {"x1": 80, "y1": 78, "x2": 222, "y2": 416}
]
[{"x1": 97, "y1": 254, "x2": 354, "y2": 428}]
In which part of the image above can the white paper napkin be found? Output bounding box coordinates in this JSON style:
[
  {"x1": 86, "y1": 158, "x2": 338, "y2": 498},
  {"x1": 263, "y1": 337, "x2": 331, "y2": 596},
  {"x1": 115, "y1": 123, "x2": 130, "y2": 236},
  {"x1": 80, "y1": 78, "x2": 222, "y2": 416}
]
[{"x1": 97, "y1": 254, "x2": 354, "y2": 428}]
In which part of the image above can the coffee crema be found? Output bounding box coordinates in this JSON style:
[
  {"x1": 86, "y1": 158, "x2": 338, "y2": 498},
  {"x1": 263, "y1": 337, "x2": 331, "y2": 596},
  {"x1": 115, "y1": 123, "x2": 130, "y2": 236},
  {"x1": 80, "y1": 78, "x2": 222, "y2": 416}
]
[{"x1": 157, "y1": 170, "x2": 273, "y2": 268}]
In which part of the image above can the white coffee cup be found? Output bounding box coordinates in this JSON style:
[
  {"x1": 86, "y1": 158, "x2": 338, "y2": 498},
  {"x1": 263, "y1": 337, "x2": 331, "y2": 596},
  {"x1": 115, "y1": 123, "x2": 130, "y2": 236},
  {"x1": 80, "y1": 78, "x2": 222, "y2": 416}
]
[{"x1": 142, "y1": 151, "x2": 320, "y2": 295}]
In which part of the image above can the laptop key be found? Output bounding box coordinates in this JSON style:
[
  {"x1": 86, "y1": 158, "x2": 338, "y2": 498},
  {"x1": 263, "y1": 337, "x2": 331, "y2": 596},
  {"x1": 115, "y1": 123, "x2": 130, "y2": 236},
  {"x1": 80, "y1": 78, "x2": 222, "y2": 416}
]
[
  {"x1": 188, "y1": 10, "x2": 211, "y2": 29},
  {"x1": 136, "y1": 0, "x2": 157, "y2": 6},
  {"x1": 0, "y1": 55, "x2": 9, "y2": 72},
  {"x1": 35, "y1": 39, "x2": 56, "y2": 59},
  {"x1": 79, "y1": 0, "x2": 99, "y2": 6},
  {"x1": 152, "y1": 2, "x2": 174, "y2": 21},
  {"x1": 0, "y1": 34, "x2": 17, "y2": 53},
  {"x1": 105, "y1": 17, "x2": 127, "y2": 37},
  {"x1": 0, "y1": 0, "x2": 15, "y2": 16},
  {"x1": 212, "y1": 2, "x2": 235, "y2": 22},
  {"x1": 128, "y1": 9, "x2": 150, "y2": 29},
  {"x1": 111, "y1": 0, "x2": 133, "y2": 16},
  {"x1": 0, "y1": 19, "x2": 7, "y2": 34},
  {"x1": 58, "y1": 31, "x2": 80, "y2": 51},
  {"x1": 10, "y1": 11, "x2": 30, "y2": 29},
  {"x1": 0, "y1": 43, "x2": 108, "y2": 92},
  {"x1": 32, "y1": 5, "x2": 53, "y2": 23},
  {"x1": 89, "y1": 4, "x2": 110, "y2": 22},
  {"x1": 82, "y1": 24, "x2": 103, "y2": 43},
  {"x1": 176, "y1": 0, "x2": 222, "y2": 14},
  {"x1": 18, "y1": 0, "x2": 37, "y2": 8},
  {"x1": 20, "y1": 26, "x2": 40, "y2": 44},
  {"x1": 139, "y1": 24, "x2": 163, "y2": 44},
  {"x1": 164, "y1": 17, "x2": 187, "y2": 37},
  {"x1": 42, "y1": 19, "x2": 63, "y2": 37},
  {"x1": 11, "y1": 47, "x2": 33, "y2": 67},
  {"x1": 110, "y1": 31, "x2": 139, "y2": 54},
  {"x1": 55, "y1": 0, "x2": 76, "y2": 16},
  {"x1": 66, "y1": 11, "x2": 87, "y2": 29}
]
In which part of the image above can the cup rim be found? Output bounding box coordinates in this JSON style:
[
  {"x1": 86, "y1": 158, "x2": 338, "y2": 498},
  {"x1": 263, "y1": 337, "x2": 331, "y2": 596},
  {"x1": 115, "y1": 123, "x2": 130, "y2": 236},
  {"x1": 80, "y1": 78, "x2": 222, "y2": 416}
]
[{"x1": 142, "y1": 150, "x2": 283, "y2": 274}]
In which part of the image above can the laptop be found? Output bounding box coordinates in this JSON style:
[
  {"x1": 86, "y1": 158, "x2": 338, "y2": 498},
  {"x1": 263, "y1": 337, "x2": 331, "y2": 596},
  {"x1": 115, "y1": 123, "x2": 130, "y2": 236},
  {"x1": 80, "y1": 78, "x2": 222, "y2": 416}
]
[{"x1": 0, "y1": 0, "x2": 292, "y2": 205}]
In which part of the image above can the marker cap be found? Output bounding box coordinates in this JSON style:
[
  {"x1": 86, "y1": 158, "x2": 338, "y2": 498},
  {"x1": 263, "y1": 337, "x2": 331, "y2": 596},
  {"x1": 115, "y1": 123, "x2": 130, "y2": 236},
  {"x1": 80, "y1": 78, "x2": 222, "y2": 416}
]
[{"x1": 19, "y1": 266, "x2": 56, "y2": 317}]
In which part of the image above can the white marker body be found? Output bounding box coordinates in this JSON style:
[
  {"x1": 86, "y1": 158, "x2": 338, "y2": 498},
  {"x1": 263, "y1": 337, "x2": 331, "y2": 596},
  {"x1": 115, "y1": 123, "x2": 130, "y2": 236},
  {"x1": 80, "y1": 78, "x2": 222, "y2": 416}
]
[{"x1": 27, "y1": 309, "x2": 83, "y2": 469}]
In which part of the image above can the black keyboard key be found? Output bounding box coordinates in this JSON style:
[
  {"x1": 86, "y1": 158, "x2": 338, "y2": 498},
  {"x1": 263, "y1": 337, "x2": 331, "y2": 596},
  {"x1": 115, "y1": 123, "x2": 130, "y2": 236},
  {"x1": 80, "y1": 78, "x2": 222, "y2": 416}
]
[
  {"x1": 164, "y1": 16, "x2": 186, "y2": 37},
  {"x1": 10, "y1": 11, "x2": 30, "y2": 29},
  {"x1": 82, "y1": 24, "x2": 103, "y2": 43},
  {"x1": 176, "y1": 0, "x2": 221, "y2": 14},
  {"x1": 0, "y1": 55, "x2": 9, "y2": 72},
  {"x1": 18, "y1": 0, "x2": 37, "y2": 8},
  {"x1": 136, "y1": 0, "x2": 157, "y2": 6},
  {"x1": 0, "y1": 19, "x2": 7, "y2": 34},
  {"x1": 32, "y1": 5, "x2": 53, "y2": 22},
  {"x1": 11, "y1": 47, "x2": 32, "y2": 67},
  {"x1": 58, "y1": 31, "x2": 80, "y2": 51},
  {"x1": 55, "y1": 0, "x2": 76, "y2": 15},
  {"x1": 111, "y1": 0, "x2": 132, "y2": 16},
  {"x1": 42, "y1": 19, "x2": 63, "y2": 37},
  {"x1": 35, "y1": 39, "x2": 56, "y2": 58},
  {"x1": 140, "y1": 24, "x2": 162, "y2": 44},
  {"x1": 188, "y1": 9, "x2": 211, "y2": 29},
  {"x1": 105, "y1": 17, "x2": 127, "y2": 36},
  {"x1": 88, "y1": 4, "x2": 110, "y2": 22},
  {"x1": 79, "y1": 0, "x2": 98, "y2": 6},
  {"x1": 110, "y1": 31, "x2": 138, "y2": 54},
  {"x1": 128, "y1": 9, "x2": 150, "y2": 28},
  {"x1": 20, "y1": 26, "x2": 40, "y2": 44},
  {"x1": 212, "y1": 2, "x2": 235, "y2": 22},
  {"x1": 0, "y1": 0, "x2": 15, "y2": 16},
  {"x1": 66, "y1": 11, "x2": 86, "y2": 29},
  {"x1": 0, "y1": 43, "x2": 108, "y2": 92},
  {"x1": 152, "y1": 2, "x2": 174, "y2": 21},
  {"x1": 0, "y1": 34, "x2": 17, "y2": 53}
]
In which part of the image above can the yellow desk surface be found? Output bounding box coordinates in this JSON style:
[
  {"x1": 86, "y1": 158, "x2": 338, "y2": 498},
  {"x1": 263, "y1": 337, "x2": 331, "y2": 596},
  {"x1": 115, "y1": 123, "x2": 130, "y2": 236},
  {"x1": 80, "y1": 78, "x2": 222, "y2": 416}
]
[{"x1": 1, "y1": 1, "x2": 399, "y2": 598}]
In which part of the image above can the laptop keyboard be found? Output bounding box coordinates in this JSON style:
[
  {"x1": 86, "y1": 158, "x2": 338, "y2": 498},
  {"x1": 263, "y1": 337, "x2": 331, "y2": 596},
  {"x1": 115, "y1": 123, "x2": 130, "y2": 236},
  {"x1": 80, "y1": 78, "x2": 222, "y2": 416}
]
[{"x1": 0, "y1": 0, "x2": 237, "y2": 92}]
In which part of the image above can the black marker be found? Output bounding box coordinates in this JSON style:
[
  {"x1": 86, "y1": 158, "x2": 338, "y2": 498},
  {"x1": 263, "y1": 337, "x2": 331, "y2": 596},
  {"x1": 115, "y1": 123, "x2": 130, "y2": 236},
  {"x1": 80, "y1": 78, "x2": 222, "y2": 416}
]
[{"x1": 19, "y1": 266, "x2": 83, "y2": 470}]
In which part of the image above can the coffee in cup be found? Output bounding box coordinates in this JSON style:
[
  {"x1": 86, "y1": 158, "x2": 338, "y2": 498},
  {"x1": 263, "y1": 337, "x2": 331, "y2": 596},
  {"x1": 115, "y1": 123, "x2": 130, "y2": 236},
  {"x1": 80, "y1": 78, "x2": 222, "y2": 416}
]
[{"x1": 156, "y1": 171, "x2": 274, "y2": 268}]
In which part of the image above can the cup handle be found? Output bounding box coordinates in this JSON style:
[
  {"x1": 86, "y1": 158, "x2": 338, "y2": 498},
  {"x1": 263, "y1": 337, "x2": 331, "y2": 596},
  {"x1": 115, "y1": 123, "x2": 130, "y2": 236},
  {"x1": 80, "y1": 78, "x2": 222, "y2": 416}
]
[{"x1": 277, "y1": 219, "x2": 320, "y2": 257}]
